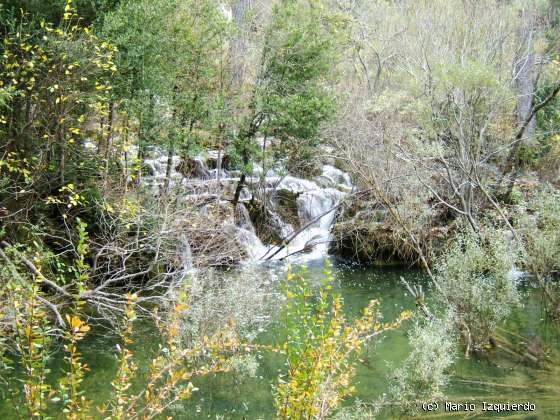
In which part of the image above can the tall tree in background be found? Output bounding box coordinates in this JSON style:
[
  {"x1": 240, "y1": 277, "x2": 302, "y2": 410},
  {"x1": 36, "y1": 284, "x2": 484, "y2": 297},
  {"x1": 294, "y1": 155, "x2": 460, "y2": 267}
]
[
  {"x1": 102, "y1": 0, "x2": 172, "y2": 184},
  {"x1": 232, "y1": 0, "x2": 345, "y2": 206},
  {"x1": 514, "y1": 5, "x2": 538, "y2": 144},
  {"x1": 102, "y1": 0, "x2": 229, "y2": 191},
  {"x1": 161, "y1": 0, "x2": 229, "y2": 193}
]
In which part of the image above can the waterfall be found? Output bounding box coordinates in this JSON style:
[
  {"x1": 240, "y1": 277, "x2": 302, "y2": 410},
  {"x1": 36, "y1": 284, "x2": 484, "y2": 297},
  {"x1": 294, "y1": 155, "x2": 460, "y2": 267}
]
[
  {"x1": 138, "y1": 147, "x2": 351, "y2": 263},
  {"x1": 294, "y1": 188, "x2": 344, "y2": 257},
  {"x1": 143, "y1": 153, "x2": 183, "y2": 189},
  {"x1": 260, "y1": 171, "x2": 348, "y2": 262},
  {"x1": 179, "y1": 233, "x2": 194, "y2": 278}
]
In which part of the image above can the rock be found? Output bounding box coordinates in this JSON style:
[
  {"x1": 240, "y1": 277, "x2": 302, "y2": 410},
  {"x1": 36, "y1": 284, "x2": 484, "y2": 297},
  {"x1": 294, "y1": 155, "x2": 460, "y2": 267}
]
[
  {"x1": 177, "y1": 157, "x2": 211, "y2": 179},
  {"x1": 246, "y1": 200, "x2": 292, "y2": 243},
  {"x1": 329, "y1": 196, "x2": 453, "y2": 266},
  {"x1": 271, "y1": 189, "x2": 301, "y2": 229}
]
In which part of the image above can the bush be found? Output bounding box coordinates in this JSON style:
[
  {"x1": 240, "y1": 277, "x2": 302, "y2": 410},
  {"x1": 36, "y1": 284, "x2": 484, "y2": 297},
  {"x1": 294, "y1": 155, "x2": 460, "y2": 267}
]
[
  {"x1": 519, "y1": 187, "x2": 560, "y2": 277},
  {"x1": 179, "y1": 266, "x2": 279, "y2": 343},
  {"x1": 274, "y1": 262, "x2": 411, "y2": 419},
  {"x1": 332, "y1": 400, "x2": 377, "y2": 420},
  {"x1": 518, "y1": 187, "x2": 560, "y2": 317},
  {"x1": 0, "y1": 279, "x2": 258, "y2": 419},
  {"x1": 389, "y1": 312, "x2": 457, "y2": 415},
  {"x1": 434, "y1": 228, "x2": 521, "y2": 350}
]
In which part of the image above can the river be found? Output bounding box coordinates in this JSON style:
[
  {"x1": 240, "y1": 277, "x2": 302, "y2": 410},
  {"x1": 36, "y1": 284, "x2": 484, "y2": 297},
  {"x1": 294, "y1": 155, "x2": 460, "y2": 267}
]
[{"x1": 1, "y1": 258, "x2": 558, "y2": 419}]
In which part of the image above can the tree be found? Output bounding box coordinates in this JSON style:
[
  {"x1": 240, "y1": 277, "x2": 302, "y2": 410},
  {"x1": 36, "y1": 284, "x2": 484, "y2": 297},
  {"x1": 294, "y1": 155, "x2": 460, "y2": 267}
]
[
  {"x1": 102, "y1": 0, "x2": 229, "y2": 192},
  {"x1": 0, "y1": 1, "x2": 115, "y2": 226},
  {"x1": 161, "y1": 0, "x2": 230, "y2": 193},
  {"x1": 232, "y1": 0, "x2": 344, "y2": 206},
  {"x1": 331, "y1": 0, "x2": 558, "y2": 237},
  {"x1": 101, "y1": 0, "x2": 175, "y2": 184},
  {"x1": 514, "y1": 5, "x2": 539, "y2": 144}
]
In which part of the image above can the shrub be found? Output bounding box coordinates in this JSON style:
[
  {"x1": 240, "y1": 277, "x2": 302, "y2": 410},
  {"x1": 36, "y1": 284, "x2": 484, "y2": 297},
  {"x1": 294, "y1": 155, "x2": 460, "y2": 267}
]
[
  {"x1": 519, "y1": 187, "x2": 560, "y2": 277},
  {"x1": 274, "y1": 262, "x2": 411, "y2": 419},
  {"x1": 331, "y1": 400, "x2": 376, "y2": 420},
  {"x1": 434, "y1": 228, "x2": 521, "y2": 351},
  {"x1": 0, "y1": 275, "x2": 260, "y2": 419},
  {"x1": 177, "y1": 266, "x2": 279, "y2": 343},
  {"x1": 389, "y1": 311, "x2": 456, "y2": 415},
  {"x1": 518, "y1": 187, "x2": 560, "y2": 317}
]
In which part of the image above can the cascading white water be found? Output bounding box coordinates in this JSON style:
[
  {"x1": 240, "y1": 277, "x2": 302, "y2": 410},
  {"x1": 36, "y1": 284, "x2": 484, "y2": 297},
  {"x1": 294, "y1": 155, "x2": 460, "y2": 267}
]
[
  {"x1": 259, "y1": 173, "x2": 348, "y2": 262},
  {"x1": 137, "y1": 146, "x2": 351, "y2": 263},
  {"x1": 295, "y1": 188, "x2": 344, "y2": 256},
  {"x1": 143, "y1": 155, "x2": 183, "y2": 188}
]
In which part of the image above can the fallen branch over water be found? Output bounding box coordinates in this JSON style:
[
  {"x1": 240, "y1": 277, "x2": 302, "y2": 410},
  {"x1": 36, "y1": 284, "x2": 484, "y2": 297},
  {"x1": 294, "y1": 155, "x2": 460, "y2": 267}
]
[{"x1": 260, "y1": 187, "x2": 373, "y2": 261}]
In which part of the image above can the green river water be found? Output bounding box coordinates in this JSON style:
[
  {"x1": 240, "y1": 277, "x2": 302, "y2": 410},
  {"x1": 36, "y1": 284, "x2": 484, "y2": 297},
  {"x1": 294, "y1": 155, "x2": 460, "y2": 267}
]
[{"x1": 1, "y1": 258, "x2": 559, "y2": 419}]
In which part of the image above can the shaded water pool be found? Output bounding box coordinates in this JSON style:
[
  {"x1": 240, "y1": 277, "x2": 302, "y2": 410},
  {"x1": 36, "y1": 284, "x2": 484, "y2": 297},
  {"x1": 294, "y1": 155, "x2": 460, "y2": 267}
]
[{"x1": 1, "y1": 259, "x2": 559, "y2": 419}]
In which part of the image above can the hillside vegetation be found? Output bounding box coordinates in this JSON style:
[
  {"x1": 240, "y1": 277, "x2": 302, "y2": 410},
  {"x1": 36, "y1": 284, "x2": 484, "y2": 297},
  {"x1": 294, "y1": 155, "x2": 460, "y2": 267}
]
[{"x1": 1, "y1": 0, "x2": 559, "y2": 418}]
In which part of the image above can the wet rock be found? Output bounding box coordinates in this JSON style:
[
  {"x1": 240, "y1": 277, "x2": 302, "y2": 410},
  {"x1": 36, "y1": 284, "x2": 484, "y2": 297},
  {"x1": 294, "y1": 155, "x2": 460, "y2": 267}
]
[
  {"x1": 271, "y1": 189, "x2": 301, "y2": 229},
  {"x1": 221, "y1": 154, "x2": 237, "y2": 171},
  {"x1": 247, "y1": 200, "x2": 293, "y2": 244},
  {"x1": 330, "y1": 197, "x2": 453, "y2": 266},
  {"x1": 177, "y1": 157, "x2": 212, "y2": 179}
]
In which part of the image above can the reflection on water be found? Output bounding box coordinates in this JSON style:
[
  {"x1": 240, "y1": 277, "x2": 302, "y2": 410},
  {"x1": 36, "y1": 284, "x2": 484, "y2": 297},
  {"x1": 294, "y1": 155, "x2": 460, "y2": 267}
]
[{"x1": 1, "y1": 259, "x2": 559, "y2": 419}]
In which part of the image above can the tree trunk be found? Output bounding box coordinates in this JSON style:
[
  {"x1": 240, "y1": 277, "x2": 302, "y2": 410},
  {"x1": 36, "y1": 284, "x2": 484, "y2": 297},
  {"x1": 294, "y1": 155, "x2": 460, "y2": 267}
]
[
  {"x1": 163, "y1": 140, "x2": 174, "y2": 195},
  {"x1": 232, "y1": 173, "x2": 246, "y2": 207},
  {"x1": 514, "y1": 7, "x2": 537, "y2": 144},
  {"x1": 231, "y1": 0, "x2": 251, "y2": 87},
  {"x1": 497, "y1": 7, "x2": 539, "y2": 198},
  {"x1": 232, "y1": 145, "x2": 250, "y2": 207},
  {"x1": 231, "y1": 116, "x2": 263, "y2": 207}
]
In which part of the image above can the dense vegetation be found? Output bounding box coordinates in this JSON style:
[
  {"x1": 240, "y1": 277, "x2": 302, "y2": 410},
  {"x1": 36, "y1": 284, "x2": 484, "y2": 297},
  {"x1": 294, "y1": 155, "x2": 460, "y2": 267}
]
[{"x1": 1, "y1": 0, "x2": 560, "y2": 418}]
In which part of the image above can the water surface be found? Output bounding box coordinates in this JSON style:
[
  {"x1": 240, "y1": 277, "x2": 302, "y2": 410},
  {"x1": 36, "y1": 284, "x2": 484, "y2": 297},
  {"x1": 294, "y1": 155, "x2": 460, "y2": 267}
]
[{"x1": 1, "y1": 260, "x2": 558, "y2": 419}]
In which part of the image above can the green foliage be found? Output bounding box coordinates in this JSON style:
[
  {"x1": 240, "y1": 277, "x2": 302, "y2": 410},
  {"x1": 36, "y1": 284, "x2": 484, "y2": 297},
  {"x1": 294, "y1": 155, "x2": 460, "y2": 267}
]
[
  {"x1": 536, "y1": 78, "x2": 560, "y2": 174},
  {"x1": 434, "y1": 228, "x2": 521, "y2": 350},
  {"x1": 74, "y1": 218, "x2": 90, "y2": 295},
  {"x1": 102, "y1": 0, "x2": 230, "y2": 185},
  {"x1": 236, "y1": 0, "x2": 345, "y2": 176},
  {"x1": 59, "y1": 315, "x2": 91, "y2": 417},
  {"x1": 275, "y1": 262, "x2": 411, "y2": 419},
  {"x1": 518, "y1": 187, "x2": 560, "y2": 316},
  {"x1": 515, "y1": 75, "x2": 560, "y2": 171},
  {"x1": 8, "y1": 282, "x2": 52, "y2": 418},
  {"x1": 1, "y1": 0, "x2": 120, "y2": 25},
  {"x1": 389, "y1": 312, "x2": 456, "y2": 415},
  {"x1": 536, "y1": 80, "x2": 560, "y2": 146},
  {"x1": 262, "y1": 0, "x2": 342, "y2": 141},
  {"x1": 0, "y1": 1, "x2": 115, "y2": 226},
  {"x1": 515, "y1": 143, "x2": 541, "y2": 168},
  {"x1": 0, "y1": 276, "x2": 264, "y2": 419},
  {"x1": 101, "y1": 0, "x2": 173, "y2": 99}
]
